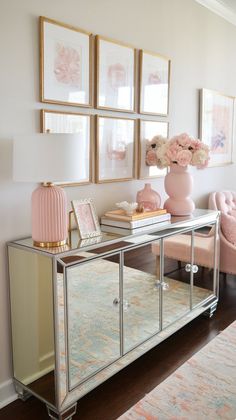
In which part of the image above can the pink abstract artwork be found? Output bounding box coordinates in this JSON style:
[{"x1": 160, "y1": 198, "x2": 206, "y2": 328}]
[
  {"x1": 148, "y1": 72, "x2": 161, "y2": 84},
  {"x1": 54, "y1": 42, "x2": 81, "y2": 87},
  {"x1": 107, "y1": 140, "x2": 127, "y2": 161},
  {"x1": 107, "y1": 63, "x2": 126, "y2": 89}
]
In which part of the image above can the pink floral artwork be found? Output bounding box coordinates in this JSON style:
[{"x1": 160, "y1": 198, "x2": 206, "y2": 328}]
[
  {"x1": 211, "y1": 105, "x2": 230, "y2": 154},
  {"x1": 107, "y1": 63, "x2": 126, "y2": 89},
  {"x1": 54, "y1": 42, "x2": 81, "y2": 87}
]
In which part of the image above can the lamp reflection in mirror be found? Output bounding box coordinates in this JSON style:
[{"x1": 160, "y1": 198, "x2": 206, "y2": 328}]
[{"x1": 13, "y1": 134, "x2": 83, "y2": 247}]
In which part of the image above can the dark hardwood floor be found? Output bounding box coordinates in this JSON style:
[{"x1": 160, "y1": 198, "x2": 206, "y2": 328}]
[{"x1": 1, "y1": 265, "x2": 235, "y2": 420}]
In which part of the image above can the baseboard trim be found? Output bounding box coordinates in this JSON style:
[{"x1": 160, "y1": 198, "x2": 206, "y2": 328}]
[
  {"x1": 23, "y1": 364, "x2": 54, "y2": 386},
  {"x1": 0, "y1": 379, "x2": 18, "y2": 409}
]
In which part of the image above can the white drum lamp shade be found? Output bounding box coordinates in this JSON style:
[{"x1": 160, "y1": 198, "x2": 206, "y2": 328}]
[{"x1": 13, "y1": 134, "x2": 83, "y2": 247}]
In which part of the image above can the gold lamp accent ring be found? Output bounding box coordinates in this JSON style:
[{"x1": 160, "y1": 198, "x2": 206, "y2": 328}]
[{"x1": 33, "y1": 239, "x2": 67, "y2": 248}]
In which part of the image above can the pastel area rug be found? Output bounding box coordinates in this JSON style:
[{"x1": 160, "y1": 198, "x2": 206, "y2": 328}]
[{"x1": 118, "y1": 320, "x2": 236, "y2": 420}]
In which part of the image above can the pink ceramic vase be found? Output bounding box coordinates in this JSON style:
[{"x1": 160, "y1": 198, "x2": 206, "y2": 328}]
[
  {"x1": 136, "y1": 183, "x2": 161, "y2": 211},
  {"x1": 164, "y1": 164, "x2": 195, "y2": 216}
]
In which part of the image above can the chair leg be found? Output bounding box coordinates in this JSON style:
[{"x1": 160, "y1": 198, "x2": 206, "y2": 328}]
[{"x1": 222, "y1": 272, "x2": 227, "y2": 281}]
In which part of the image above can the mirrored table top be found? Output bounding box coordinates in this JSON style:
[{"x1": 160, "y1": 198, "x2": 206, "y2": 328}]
[{"x1": 10, "y1": 209, "x2": 219, "y2": 256}]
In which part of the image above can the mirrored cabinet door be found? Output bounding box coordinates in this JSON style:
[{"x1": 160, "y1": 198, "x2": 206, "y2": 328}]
[
  {"x1": 152, "y1": 233, "x2": 192, "y2": 329},
  {"x1": 66, "y1": 253, "x2": 121, "y2": 390},
  {"x1": 123, "y1": 243, "x2": 160, "y2": 353},
  {"x1": 192, "y1": 225, "x2": 218, "y2": 308},
  {"x1": 151, "y1": 225, "x2": 218, "y2": 330}
]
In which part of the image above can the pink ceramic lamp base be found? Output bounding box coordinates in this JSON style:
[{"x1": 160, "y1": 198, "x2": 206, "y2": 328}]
[{"x1": 32, "y1": 184, "x2": 68, "y2": 247}]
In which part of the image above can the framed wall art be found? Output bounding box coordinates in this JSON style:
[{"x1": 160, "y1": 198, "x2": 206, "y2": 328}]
[
  {"x1": 140, "y1": 50, "x2": 170, "y2": 116},
  {"x1": 71, "y1": 199, "x2": 101, "y2": 239},
  {"x1": 139, "y1": 119, "x2": 168, "y2": 179},
  {"x1": 40, "y1": 16, "x2": 92, "y2": 107},
  {"x1": 96, "y1": 116, "x2": 135, "y2": 183},
  {"x1": 200, "y1": 89, "x2": 235, "y2": 167},
  {"x1": 96, "y1": 36, "x2": 136, "y2": 112},
  {"x1": 41, "y1": 109, "x2": 92, "y2": 186}
]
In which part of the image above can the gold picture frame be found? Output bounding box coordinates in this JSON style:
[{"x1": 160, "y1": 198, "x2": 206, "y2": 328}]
[
  {"x1": 71, "y1": 198, "x2": 101, "y2": 239},
  {"x1": 138, "y1": 119, "x2": 168, "y2": 179},
  {"x1": 199, "y1": 88, "x2": 235, "y2": 167},
  {"x1": 41, "y1": 109, "x2": 92, "y2": 186},
  {"x1": 40, "y1": 16, "x2": 93, "y2": 107},
  {"x1": 95, "y1": 115, "x2": 136, "y2": 183},
  {"x1": 96, "y1": 35, "x2": 136, "y2": 112},
  {"x1": 140, "y1": 50, "x2": 171, "y2": 116}
]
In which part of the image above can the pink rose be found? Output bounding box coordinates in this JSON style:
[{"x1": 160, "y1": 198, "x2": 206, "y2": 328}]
[
  {"x1": 176, "y1": 150, "x2": 192, "y2": 166},
  {"x1": 146, "y1": 150, "x2": 157, "y2": 166},
  {"x1": 190, "y1": 139, "x2": 203, "y2": 150},
  {"x1": 166, "y1": 142, "x2": 181, "y2": 161},
  {"x1": 176, "y1": 133, "x2": 192, "y2": 148}
]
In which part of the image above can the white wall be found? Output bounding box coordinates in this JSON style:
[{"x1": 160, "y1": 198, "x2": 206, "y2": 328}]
[{"x1": 1, "y1": 0, "x2": 236, "y2": 405}]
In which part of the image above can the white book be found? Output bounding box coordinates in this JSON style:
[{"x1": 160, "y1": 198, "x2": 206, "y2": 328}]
[
  {"x1": 100, "y1": 220, "x2": 171, "y2": 236},
  {"x1": 100, "y1": 212, "x2": 171, "y2": 229}
]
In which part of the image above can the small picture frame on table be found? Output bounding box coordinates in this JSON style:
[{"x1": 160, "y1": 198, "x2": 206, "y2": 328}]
[
  {"x1": 140, "y1": 50, "x2": 170, "y2": 116},
  {"x1": 40, "y1": 16, "x2": 92, "y2": 107},
  {"x1": 139, "y1": 119, "x2": 168, "y2": 179},
  {"x1": 200, "y1": 88, "x2": 235, "y2": 167},
  {"x1": 41, "y1": 109, "x2": 92, "y2": 186},
  {"x1": 96, "y1": 36, "x2": 136, "y2": 112},
  {"x1": 96, "y1": 115, "x2": 136, "y2": 183},
  {"x1": 71, "y1": 199, "x2": 101, "y2": 239}
]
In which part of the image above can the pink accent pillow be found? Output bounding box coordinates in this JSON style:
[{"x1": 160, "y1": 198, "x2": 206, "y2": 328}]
[{"x1": 221, "y1": 213, "x2": 236, "y2": 245}]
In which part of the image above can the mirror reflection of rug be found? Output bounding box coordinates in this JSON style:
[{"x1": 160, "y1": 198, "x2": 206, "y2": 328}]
[
  {"x1": 65, "y1": 257, "x2": 212, "y2": 387},
  {"x1": 118, "y1": 320, "x2": 236, "y2": 420}
]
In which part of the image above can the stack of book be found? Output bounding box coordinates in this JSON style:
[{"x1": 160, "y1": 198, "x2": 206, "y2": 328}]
[{"x1": 100, "y1": 208, "x2": 171, "y2": 235}]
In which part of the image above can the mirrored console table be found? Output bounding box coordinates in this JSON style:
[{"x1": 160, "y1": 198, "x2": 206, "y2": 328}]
[{"x1": 8, "y1": 209, "x2": 220, "y2": 419}]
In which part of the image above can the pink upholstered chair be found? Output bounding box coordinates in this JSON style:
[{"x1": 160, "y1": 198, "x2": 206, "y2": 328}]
[{"x1": 208, "y1": 191, "x2": 236, "y2": 275}]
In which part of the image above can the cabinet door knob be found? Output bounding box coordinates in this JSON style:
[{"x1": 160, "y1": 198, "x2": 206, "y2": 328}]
[
  {"x1": 185, "y1": 263, "x2": 192, "y2": 272},
  {"x1": 123, "y1": 299, "x2": 130, "y2": 311},
  {"x1": 185, "y1": 263, "x2": 199, "y2": 273},
  {"x1": 113, "y1": 297, "x2": 120, "y2": 305},
  {"x1": 154, "y1": 281, "x2": 161, "y2": 290},
  {"x1": 192, "y1": 264, "x2": 199, "y2": 273},
  {"x1": 161, "y1": 281, "x2": 169, "y2": 290}
]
